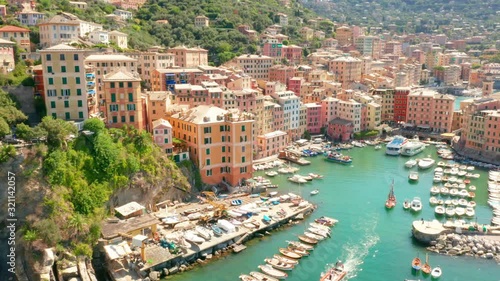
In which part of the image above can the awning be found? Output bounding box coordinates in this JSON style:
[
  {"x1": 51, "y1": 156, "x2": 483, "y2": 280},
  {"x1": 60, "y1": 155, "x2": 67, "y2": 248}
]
[
  {"x1": 417, "y1": 125, "x2": 430, "y2": 129},
  {"x1": 403, "y1": 123, "x2": 414, "y2": 127},
  {"x1": 440, "y1": 133, "x2": 455, "y2": 138}
]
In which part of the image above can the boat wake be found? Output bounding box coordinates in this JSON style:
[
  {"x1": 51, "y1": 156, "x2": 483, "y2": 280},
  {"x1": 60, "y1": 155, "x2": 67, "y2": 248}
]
[{"x1": 341, "y1": 216, "x2": 380, "y2": 280}]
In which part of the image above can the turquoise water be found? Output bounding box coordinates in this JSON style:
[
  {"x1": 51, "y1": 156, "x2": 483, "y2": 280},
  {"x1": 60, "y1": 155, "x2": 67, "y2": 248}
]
[
  {"x1": 168, "y1": 146, "x2": 500, "y2": 281},
  {"x1": 454, "y1": 96, "x2": 470, "y2": 110}
]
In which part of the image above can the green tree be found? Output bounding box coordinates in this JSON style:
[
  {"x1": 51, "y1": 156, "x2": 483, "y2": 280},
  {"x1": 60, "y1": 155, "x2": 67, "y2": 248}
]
[
  {"x1": 0, "y1": 117, "x2": 9, "y2": 137},
  {"x1": 83, "y1": 118, "x2": 106, "y2": 134},
  {"x1": 38, "y1": 116, "x2": 77, "y2": 150},
  {"x1": 301, "y1": 130, "x2": 311, "y2": 140}
]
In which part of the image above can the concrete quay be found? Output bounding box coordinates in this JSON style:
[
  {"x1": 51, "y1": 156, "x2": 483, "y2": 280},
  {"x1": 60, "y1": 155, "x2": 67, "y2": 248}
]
[{"x1": 109, "y1": 195, "x2": 316, "y2": 281}]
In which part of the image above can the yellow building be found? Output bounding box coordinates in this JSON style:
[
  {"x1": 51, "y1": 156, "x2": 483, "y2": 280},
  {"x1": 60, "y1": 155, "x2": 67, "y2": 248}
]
[
  {"x1": 41, "y1": 44, "x2": 98, "y2": 121},
  {"x1": 102, "y1": 69, "x2": 145, "y2": 131},
  {"x1": 168, "y1": 105, "x2": 254, "y2": 187},
  {"x1": 167, "y1": 46, "x2": 208, "y2": 67}
]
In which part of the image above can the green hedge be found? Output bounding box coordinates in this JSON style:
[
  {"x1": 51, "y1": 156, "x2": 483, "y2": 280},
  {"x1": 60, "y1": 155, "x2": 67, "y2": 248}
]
[{"x1": 353, "y1": 130, "x2": 379, "y2": 140}]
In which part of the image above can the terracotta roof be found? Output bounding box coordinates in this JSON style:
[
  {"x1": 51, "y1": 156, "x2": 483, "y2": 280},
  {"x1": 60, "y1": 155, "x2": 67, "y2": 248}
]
[
  {"x1": 103, "y1": 69, "x2": 141, "y2": 82},
  {"x1": 0, "y1": 38, "x2": 15, "y2": 45},
  {"x1": 0, "y1": 25, "x2": 30, "y2": 32}
]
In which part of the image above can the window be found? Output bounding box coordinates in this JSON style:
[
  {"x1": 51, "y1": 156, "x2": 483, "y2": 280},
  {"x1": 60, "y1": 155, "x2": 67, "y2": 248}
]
[
  {"x1": 164, "y1": 138, "x2": 169, "y2": 144},
  {"x1": 60, "y1": 54, "x2": 65, "y2": 61},
  {"x1": 75, "y1": 66, "x2": 80, "y2": 72},
  {"x1": 65, "y1": 112, "x2": 70, "y2": 120},
  {"x1": 222, "y1": 156, "x2": 226, "y2": 163},
  {"x1": 73, "y1": 54, "x2": 79, "y2": 61},
  {"x1": 206, "y1": 159, "x2": 211, "y2": 166},
  {"x1": 75, "y1": 77, "x2": 80, "y2": 84},
  {"x1": 130, "y1": 115, "x2": 135, "y2": 122},
  {"x1": 50, "y1": 101, "x2": 56, "y2": 108},
  {"x1": 119, "y1": 82, "x2": 124, "y2": 88},
  {"x1": 109, "y1": 104, "x2": 119, "y2": 112},
  {"x1": 47, "y1": 89, "x2": 56, "y2": 97},
  {"x1": 163, "y1": 129, "x2": 168, "y2": 134},
  {"x1": 204, "y1": 127, "x2": 212, "y2": 133},
  {"x1": 77, "y1": 100, "x2": 82, "y2": 107},
  {"x1": 242, "y1": 156, "x2": 246, "y2": 163},
  {"x1": 64, "y1": 101, "x2": 69, "y2": 108},
  {"x1": 77, "y1": 89, "x2": 82, "y2": 96},
  {"x1": 240, "y1": 166, "x2": 247, "y2": 173},
  {"x1": 47, "y1": 66, "x2": 52, "y2": 73},
  {"x1": 242, "y1": 146, "x2": 246, "y2": 152},
  {"x1": 110, "y1": 82, "x2": 115, "y2": 88},
  {"x1": 206, "y1": 148, "x2": 210, "y2": 155},
  {"x1": 48, "y1": 78, "x2": 54, "y2": 85},
  {"x1": 51, "y1": 113, "x2": 57, "y2": 119},
  {"x1": 61, "y1": 66, "x2": 66, "y2": 72},
  {"x1": 222, "y1": 136, "x2": 225, "y2": 142},
  {"x1": 62, "y1": 77, "x2": 67, "y2": 84},
  {"x1": 127, "y1": 104, "x2": 136, "y2": 111},
  {"x1": 206, "y1": 169, "x2": 212, "y2": 176},
  {"x1": 78, "y1": 112, "x2": 83, "y2": 119},
  {"x1": 111, "y1": 94, "x2": 116, "y2": 102},
  {"x1": 222, "y1": 146, "x2": 225, "y2": 152},
  {"x1": 220, "y1": 125, "x2": 225, "y2": 132},
  {"x1": 46, "y1": 54, "x2": 51, "y2": 61},
  {"x1": 127, "y1": 82, "x2": 132, "y2": 87},
  {"x1": 204, "y1": 137, "x2": 211, "y2": 144},
  {"x1": 128, "y1": 93, "x2": 133, "y2": 102},
  {"x1": 112, "y1": 116, "x2": 118, "y2": 123}
]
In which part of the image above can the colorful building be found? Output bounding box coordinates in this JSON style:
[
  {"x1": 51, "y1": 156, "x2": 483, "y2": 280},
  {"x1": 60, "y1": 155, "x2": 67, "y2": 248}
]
[
  {"x1": 406, "y1": 89, "x2": 455, "y2": 133},
  {"x1": 327, "y1": 118, "x2": 354, "y2": 142},
  {"x1": 0, "y1": 25, "x2": 31, "y2": 51},
  {"x1": 393, "y1": 87, "x2": 410, "y2": 122},
  {"x1": 304, "y1": 103, "x2": 322, "y2": 134},
  {"x1": 167, "y1": 46, "x2": 208, "y2": 67},
  {"x1": 236, "y1": 54, "x2": 273, "y2": 80},
  {"x1": 257, "y1": 130, "x2": 288, "y2": 158},
  {"x1": 0, "y1": 38, "x2": 15, "y2": 73},
  {"x1": 152, "y1": 118, "x2": 173, "y2": 154}
]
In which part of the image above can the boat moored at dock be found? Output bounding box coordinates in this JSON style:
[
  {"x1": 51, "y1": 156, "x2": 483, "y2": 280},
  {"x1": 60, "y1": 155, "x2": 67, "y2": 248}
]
[
  {"x1": 386, "y1": 135, "x2": 407, "y2": 155},
  {"x1": 324, "y1": 152, "x2": 353, "y2": 164},
  {"x1": 400, "y1": 140, "x2": 426, "y2": 156}
]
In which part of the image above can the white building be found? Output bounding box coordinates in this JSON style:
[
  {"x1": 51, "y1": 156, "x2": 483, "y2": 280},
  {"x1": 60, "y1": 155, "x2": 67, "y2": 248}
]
[
  {"x1": 109, "y1": 30, "x2": 128, "y2": 49},
  {"x1": 113, "y1": 9, "x2": 133, "y2": 20}
]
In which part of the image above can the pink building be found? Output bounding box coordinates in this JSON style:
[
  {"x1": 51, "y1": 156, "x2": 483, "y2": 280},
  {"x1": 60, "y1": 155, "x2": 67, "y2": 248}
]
[
  {"x1": 405, "y1": 89, "x2": 455, "y2": 133},
  {"x1": 321, "y1": 97, "x2": 339, "y2": 127},
  {"x1": 287, "y1": 77, "x2": 304, "y2": 96},
  {"x1": 327, "y1": 118, "x2": 354, "y2": 142},
  {"x1": 304, "y1": 103, "x2": 322, "y2": 134},
  {"x1": 152, "y1": 118, "x2": 173, "y2": 154},
  {"x1": 273, "y1": 104, "x2": 284, "y2": 131},
  {"x1": 262, "y1": 42, "x2": 283, "y2": 59},
  {"x1": 257, "y1": 130, "x2": 288, "y2": 158},
  {"x1": 269, "y1": 65, "x2": 296, "y2": 84},
  {"x1": 282, "y1": 45, "x2": 302, "y2": 64}
]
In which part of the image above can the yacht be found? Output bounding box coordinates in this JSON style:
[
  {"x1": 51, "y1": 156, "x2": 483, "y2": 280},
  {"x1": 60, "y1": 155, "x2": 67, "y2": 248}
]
[
  {"x1": 400, "y1": 141, "x2": 426, "y2": 156},
  {"x1": 410, "y1": 197, "x2": 422, "y2": 212},
  {"x1": 386, "y1": 135, "x2": 407, "y2": 155},
  {"x1": 418, "y1": 158, "x2": 435, "y2": 169},
  {"x1": 405, "y1": 159, "x2": 418, "y2": 168}
]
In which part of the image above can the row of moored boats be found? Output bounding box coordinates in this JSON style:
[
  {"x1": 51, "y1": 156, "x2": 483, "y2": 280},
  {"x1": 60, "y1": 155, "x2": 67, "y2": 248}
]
[{"x1": 489, "y1": 170, "x2": 500, "y2": 226}]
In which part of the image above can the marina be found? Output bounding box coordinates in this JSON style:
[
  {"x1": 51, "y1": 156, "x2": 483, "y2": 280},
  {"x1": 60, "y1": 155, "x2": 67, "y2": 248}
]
[{"x1": 111, "y1": 141, "x2": 500, "y2": 281}]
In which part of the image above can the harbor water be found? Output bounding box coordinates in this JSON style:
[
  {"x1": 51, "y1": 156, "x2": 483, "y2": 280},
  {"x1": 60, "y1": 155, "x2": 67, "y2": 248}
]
[{"x1": 167, "y1": 146, "x2": 500, "y2": 281}]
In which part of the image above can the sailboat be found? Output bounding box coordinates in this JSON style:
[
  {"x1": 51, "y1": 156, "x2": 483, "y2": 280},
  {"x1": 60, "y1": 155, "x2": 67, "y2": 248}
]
[
  {"x1": 385, "y1": 179, "x2": 396, "y2": 209},
  {"x1": 422, "y1": 253, "x2": 431, "y2": 274}
]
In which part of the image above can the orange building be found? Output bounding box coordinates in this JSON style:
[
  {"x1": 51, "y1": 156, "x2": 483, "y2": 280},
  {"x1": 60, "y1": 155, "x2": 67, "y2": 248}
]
[
  {"x1": 257, "y1": 130, "x2": 288, "y2": 158},
  {"x1": 405, "y1": 89, "x2": 455, "y2": 133},
  {"x1": 102, "y1": 69, "x2": 146, "y2": 130},
  {"x1": 168, "y1": 105, "x2": 254, "y2": 187}
]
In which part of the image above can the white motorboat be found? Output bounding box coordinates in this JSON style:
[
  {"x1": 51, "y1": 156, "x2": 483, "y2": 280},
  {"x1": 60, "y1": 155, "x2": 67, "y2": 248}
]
[
  {"x1": 445, "y1": 206, "x2": 455, "y2": 217},
  {"x1": 468, "y1": 201, "x2": 476, "y2": 208},
  {"x1": 273, "y1": 255, "x2": 299, "y2": 266},
  {"x1": 429, "y1": 197, "x2": 438, "y2": 205},
  {"x1": 288, "y1": 175, "x2": 307, "y2": 184},
  {"x1": 386, "y1": 135, "x2": 407, "y2": 155},
  {"x1": 434, "y1": 167, "x2": 444, "y2": 173},
  {"x1": 239, "y1": 274, "x2": 257, "y2": 281},
  {"x1": 308, "y1": 173, "x2": 324, "y2": 179},
  {"x1": 308, "y1": 227, "x2": 330, "y2": 238},
  {"x1": 264, "y1": 258, "x2": 294, "y2": 271},
  {"x1": 265, "y1": 171, "x2": 278, "y2": 177},
  {"x1": 258, "y1": 265, "x2": 288, "y2": 280},
  {"x1": 310, "y1": 189, "x2": 319, "y2": 195},
  {"x1": 374, "y1": 145, "x2": 382, "y2": 150},
  {"x1": 431, "y1": 266, "x2": 442, "y2": 278},
  {"x1": 405, "y1": 159, "x2": 418, "y2": 168},
  {"x1": 449, "y1": 188, "x2": 459, "y2": 197},
  {"x1": 458, "y1": 171, "x2": 467, "y2": 177},
  {"x1": 184, "y1": 231, "x2": 205, "y2": 244},
  {"x1": 451, "y1": 199, "x2": 459, "y2": 206},
  {"x1": 455, "y1": 207, "x2": 465, "y2": 216},
  {"x1": 309, "y1": 222, "x2": 331, "y2": 232},
  {"x1": 440, "y1": 187, "x2": 449, "y2": 195},
  {"x1": 458, "y1": 199, "x2": 468, "y2": 207},
  {"x1": 469, "y1": 185, "x2": 476, "y2": 191},
  {"x1": 403, "y1": 199, "x2": 411, "y2": 210},
  {"x1": 433, "y1": 174, "x2": 442, "y2": 183},
  {"x1": 304, "y1": 231, "x2": 324, "y2": 241},
  {"x1": 287, "y1": 241, "x2": 315, "y2": 251},
  {"x1": 400, "y1": 141, "x2": 426, "y2": 156},
  {"x1": 465, "y1": 207, "x2": 475, "y2": 217},
  {"x1": 410, "y1": 197, "x2": 422, "y2": 212},
  {"x1": 418, "y1": 158, "x2": 435, "y2": 169},
  {"x1": 458, "y1": 189, "x2": 469, "y2": 198},
  {"x1": 435, "y1": 205, "x2": 445, "y2": 215},
  {"x1": 430, "y1": 186, "x2": 440, "y2": 195},
  {"x1": 444, "y1": 199, "x2": 452, "y2": 205},
  {"x1": 195, "y1": 226, "x2": 212, "y2": 241},
  {"x1": 437, "y1": 161, "x2": 446, "y2": 167},
  {"x1": 250, "y1": 271, "x2": 279, "y2": 281},
  {"x1": 409, "y1": 171, "x2": 419, "y2": 181}
]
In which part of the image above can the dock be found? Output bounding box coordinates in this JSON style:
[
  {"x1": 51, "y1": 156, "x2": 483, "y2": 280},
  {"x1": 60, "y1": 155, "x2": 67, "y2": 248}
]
[
  {"x1": 105, "y1": 195, "x2": 316, "y2": 281},
  {"x1": 278, "y1": 150, "x2": 311, "y2": 165}
]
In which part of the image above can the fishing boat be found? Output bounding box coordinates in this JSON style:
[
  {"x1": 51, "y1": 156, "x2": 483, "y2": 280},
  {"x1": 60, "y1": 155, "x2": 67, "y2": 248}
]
[
  {"x1": 411, "y1": 256, "x2": 422, "y2": 271},
  {"x1": 385, "y1": 179, "x2": 396, "y2": 209},
  {"x1": 304, "y1": 231, "x2": 325, "y2": 241},
  {"x1": 279, "y1": 248, "x2": 302, "y2": 259},
  {"x1": 298, "y1": 235, "x2": 318, "y2": 245},
  {"x1": 250, "y1": 271, "x2": 279, "y2": 281},
  {"x1": 386, "y1": 135, "x2": 407, "y2": 155},
  {"x1": 195, "y1": 226, "x2": 212, "y2": 241},
  {"x1": 403, "y1": 199, "x2": 411, "y2": 210},
  {"x1": 310, "y1": 189, "x2": 320, "y2": 195},
  {"x1": 239, "y1": 274, "x2": 258, "y2": 281},
  {"x1": 418, "y1": 158, "x2": 436, "y2": 169},
  {"x1": 314, "y1": 216, "x2": 338, "y2": 226},
  {"x1": 288, "y1": 174, "x2": 307, "y2": 184},
  {"x1": 465, "y1": 207, "x2": 475, "y2": 217},
  {"x1": 210, "y1": 224, "x2": 224, "y2": 237},
  {"x1": 431, "y1": 266, "x2": 442, "y2": 278},
  {"x1": 410, "y1": 197, "x2": 422, "y2": 212},
  {"x1": 325, "y1": 152, "x2": 353, "y2": 164},
  {"x1": 265, "y1": 171, "x2": 278, "y2": 177},
  {"x1": 184, "y1": 231, "x2": 205, "y2": 244},
  {"x1": 405, "y1": 159, "x2": 418, "y2": 168},
  {"x1": 264, "y1": 258, "x2": 294, "y2": 271},
  {"x1": 273, "y1": 255, "x2": 299, "y2": 265},
  {"x1": 409, "y1": 171, "x2": 419, "y2": 181},
  {"x1": 258, "y1": 265, "x2": 288, "y2": 280},
  {"x1": 307, "y1": 227, "x2": 330, "y2": 238},
  {"x1": 319, "y1": 261, "x2": 347, "y2": 281},
  {"x1": 287, "y1": 241, "x2": 315, "y2": 251},
  {"x1": 422, "y1": 254, "x2": 431, "y2": 274},
  {"x1": 400, "y1": 141, "x2": 426, "y2": 156},
  {"x1": 435, "y1": 205, "x2": 445, "y2": 215},
  {"x1": 288, "y1": 246, "x2": 310, "y2": 256},
  {"x1": 309, "y1": 173, "x2": 324, "y2": 179},
  {"x1": 231, "y1": 199, "x2": 243, "y2": 206}
]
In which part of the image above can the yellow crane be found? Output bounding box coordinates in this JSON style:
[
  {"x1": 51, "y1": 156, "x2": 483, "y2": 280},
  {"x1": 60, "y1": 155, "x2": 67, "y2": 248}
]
[{"x1": 200, "y1": 191, "x2": 227, "y2": 221}]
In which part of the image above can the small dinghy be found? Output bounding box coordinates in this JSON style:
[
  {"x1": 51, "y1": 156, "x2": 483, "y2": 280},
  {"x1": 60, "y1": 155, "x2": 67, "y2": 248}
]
[
  {"x1": 298, "y1": 235, "x2": 318, "y2": 245},
  {"x1": 431, "y1": 266, "x2": 442, "y2": 278},
  {"x1": 258, "y1": 265, "x2": 288, "y2": 280},
  {"x1": 435, "y1": 205, "x2": 445, "y2": 215},
  {"x1": 411, "y1": 256, "x2": 422, "y2": 271},
  {"x1": 287, "y1": 246, "x2": 309, "y2": 256},
  {"x1": 310, "y1": 189, "x2": 319, "y2": 195},
  {"x1": 403, "y1": 199, "x2": 411, "y2": 210},
  {"x1": 273, "y1": 254, "x2": 299, "y2": 265},
  {"x1": 264, "y1": 258, "x2": 294, "y2": 271},
  {"x1": 279, "y1": 248, "x2": 302, "y2": 259},
  {"x1": 239, "y1": 274, "x2": 258, "y2": 281},
  {"x1": 250, "y1": 271, "x2": 279, "y2": 281},
  {"x1": 287, "y1": 241, "x2": 314, "y2": 251}
]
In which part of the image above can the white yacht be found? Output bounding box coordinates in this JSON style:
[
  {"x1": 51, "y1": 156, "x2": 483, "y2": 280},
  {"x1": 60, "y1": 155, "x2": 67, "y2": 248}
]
[
  {"x1": 400, "y1": 141, "x2": 426, "y2": 156},
  {"x1": 405, "y1": 159, "x2": 418, "y2": 168},
  {"x1": 418, "y1": 158, "x2": 435, "y2": 169},
  {"x1": 385, "y1": 135, "x2": 407, "y2": 156},
  {"x1": 410, "y1": 197, "x2": 422, "y2": 212},
  {"x1": 288, "y1": 175, "x2": 307, "y2": 184}
]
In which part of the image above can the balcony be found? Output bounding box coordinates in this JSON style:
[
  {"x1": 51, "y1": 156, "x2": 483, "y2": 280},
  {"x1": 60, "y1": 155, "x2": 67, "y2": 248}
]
[
  {"x1": 86, "y1": 73, "x2": 95, "y2": 81},
  {"x1": 87, "y1": 90, "x2": 96, "y2": 99},
  {"x1": 86, "y1": 81, "x2": 95, "y2": 89}
]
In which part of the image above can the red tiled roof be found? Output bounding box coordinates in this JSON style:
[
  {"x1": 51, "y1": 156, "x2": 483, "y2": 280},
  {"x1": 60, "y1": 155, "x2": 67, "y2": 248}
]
[{"x1": 0, "y1": 25, "x2": 30, "y2": 32}]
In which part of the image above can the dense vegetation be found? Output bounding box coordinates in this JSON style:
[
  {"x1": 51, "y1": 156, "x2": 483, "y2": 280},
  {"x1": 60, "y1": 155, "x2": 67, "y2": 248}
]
[
  {"x1": 0, "y1": 89, "x2": 27, "y2": 138},
  {"x1": 11, "y1": 118, "x2": 190, "y2": 256}
]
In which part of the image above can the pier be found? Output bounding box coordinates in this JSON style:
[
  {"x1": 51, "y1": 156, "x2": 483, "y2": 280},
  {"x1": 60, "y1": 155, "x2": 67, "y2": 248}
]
[{"x1": 102, "y1": 195, "x2": 316, "y2": 281}]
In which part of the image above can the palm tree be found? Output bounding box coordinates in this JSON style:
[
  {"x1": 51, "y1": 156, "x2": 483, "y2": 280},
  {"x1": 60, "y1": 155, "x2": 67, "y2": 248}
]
[{"x1": 68, "y1": 213, "x2": 88, "y2": 238}]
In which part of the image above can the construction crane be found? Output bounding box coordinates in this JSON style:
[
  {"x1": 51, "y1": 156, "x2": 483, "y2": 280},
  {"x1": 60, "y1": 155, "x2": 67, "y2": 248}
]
[{"x1": 200, "y1": 191, "x2": 228, "y2": 222}]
